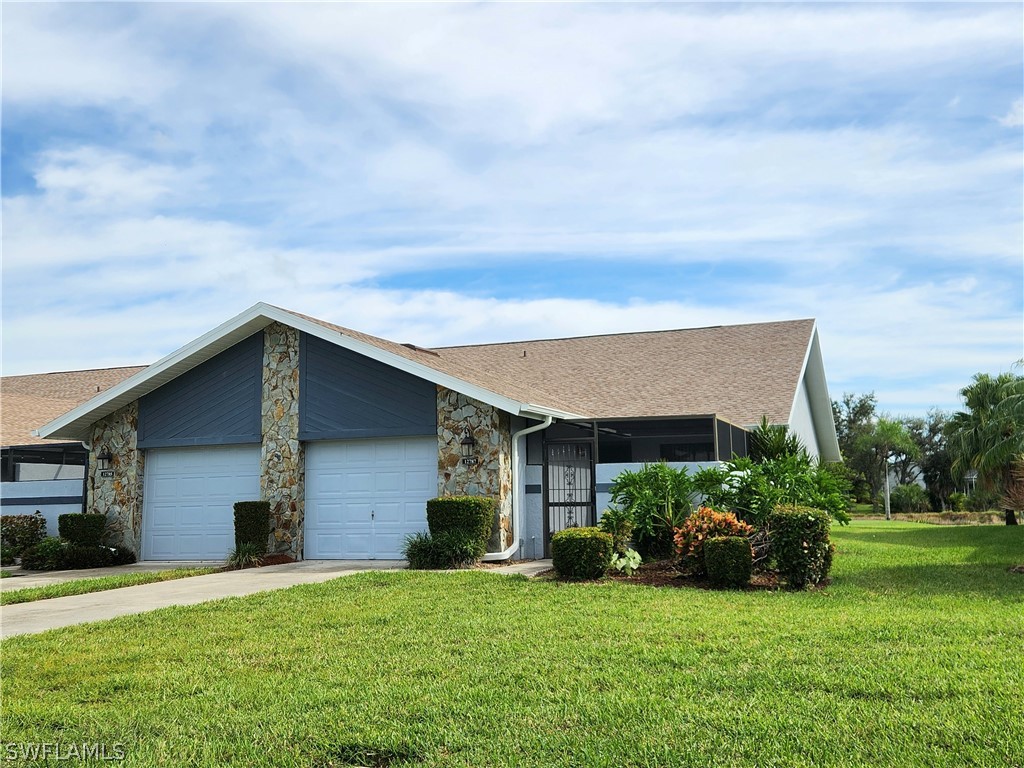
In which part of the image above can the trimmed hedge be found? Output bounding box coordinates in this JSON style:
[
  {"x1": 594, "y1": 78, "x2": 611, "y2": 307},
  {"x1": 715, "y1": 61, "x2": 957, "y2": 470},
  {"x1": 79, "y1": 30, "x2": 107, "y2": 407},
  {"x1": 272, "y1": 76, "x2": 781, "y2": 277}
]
[
  {"x1": 768, "y1": 505, "x2": 833, "y2": 589},
  {"x1": 1, "y1": 512, "x2": 48, "y2": 561},
  {"x1": 19, "y1": 537, "x2": 137, "y2": 571},
  {"x1": 704, "y1": 536, "x2": 752, "y2": 588},
  {"x1": 58, "y1": 513, "x2": 106, "y2": 547},
  {"x1": 233, "y1": 501, "x2": 270, "y2": 554},
  {"x1": 426, "y1": 496, "x2": 495, "y2": 545},
  {"x1": 551, "y1": 527, "x2": 613, "y2": 580},
  {"x1": 20, "y1": 538, "x2": 68, "y2": 571},
  {"x1": 673, "y1": 506, "x2": 754, "y2": 577}
]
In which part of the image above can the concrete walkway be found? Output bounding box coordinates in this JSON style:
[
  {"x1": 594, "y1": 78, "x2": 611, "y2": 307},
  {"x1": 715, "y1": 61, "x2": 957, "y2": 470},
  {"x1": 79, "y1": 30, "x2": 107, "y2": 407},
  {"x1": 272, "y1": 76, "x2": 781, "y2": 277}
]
[
  {"x1": 0, "y1": 561, "x2": 223, "y2": 591},
  {"x1": 0, "y1": 559, "x2": 552, "y2": 639}
]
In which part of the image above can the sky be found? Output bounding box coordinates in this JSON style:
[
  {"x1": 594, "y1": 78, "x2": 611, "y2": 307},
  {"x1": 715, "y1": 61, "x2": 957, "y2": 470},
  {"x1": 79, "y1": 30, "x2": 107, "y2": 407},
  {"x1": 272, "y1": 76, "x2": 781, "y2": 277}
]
[{"x1": 2, "y1": 2, "x2": 1022, "y2": 418}]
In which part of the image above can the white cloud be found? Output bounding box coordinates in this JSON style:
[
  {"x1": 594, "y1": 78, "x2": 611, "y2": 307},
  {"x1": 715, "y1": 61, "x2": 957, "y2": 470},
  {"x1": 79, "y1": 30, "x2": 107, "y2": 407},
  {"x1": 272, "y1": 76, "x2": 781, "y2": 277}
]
[{"x1": 998, "y1": 98, "x2": 1024, "y2": 128}]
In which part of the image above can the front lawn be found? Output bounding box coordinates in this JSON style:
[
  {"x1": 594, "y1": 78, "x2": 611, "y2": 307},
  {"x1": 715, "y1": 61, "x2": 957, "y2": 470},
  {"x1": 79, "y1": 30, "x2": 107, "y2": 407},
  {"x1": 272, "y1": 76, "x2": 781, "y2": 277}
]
[
  {"x1": 2, "y1": 521, "x2": 1021, "y2": 767},
  {"x1": 0, "y1": 568, "x2": 219, "y2": 606}
]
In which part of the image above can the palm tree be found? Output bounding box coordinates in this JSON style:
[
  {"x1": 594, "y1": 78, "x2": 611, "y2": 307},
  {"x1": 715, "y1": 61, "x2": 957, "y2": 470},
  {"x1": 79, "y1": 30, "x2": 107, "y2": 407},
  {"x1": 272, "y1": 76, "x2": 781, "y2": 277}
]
[{"x1": 947, "y1": 371, "x2": 1024, "y2": 525}]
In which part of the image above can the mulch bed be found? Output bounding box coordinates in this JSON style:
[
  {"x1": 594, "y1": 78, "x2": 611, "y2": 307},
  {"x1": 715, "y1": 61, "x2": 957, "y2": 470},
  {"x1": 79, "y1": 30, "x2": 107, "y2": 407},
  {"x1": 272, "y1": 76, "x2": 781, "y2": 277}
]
[{"x1": 606, "y1": 559, "x2": 781, "y2": 590}]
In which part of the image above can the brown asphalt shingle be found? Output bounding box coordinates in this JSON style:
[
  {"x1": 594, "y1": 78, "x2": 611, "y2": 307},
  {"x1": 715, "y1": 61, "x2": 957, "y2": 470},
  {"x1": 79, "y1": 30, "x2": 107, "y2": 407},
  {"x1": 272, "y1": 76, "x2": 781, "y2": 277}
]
[{"x1": 1, "y1": 367, "x2": 145, "y2": 446}]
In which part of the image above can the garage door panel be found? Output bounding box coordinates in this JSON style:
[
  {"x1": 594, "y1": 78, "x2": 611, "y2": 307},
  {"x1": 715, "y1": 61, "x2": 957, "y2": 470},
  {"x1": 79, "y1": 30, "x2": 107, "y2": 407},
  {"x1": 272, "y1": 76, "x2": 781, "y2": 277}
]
[
  {"x1": 305, "y1": 437, "x2": 435, "y2": 560},
  {"x1": 143, "y1": 445, "x2": 259, "y2": 561}
]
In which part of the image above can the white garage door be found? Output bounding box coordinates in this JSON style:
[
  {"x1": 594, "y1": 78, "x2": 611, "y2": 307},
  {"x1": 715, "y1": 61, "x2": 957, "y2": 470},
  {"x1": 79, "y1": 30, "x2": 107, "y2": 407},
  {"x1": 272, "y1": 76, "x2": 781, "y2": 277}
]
[
  {"x1": 304, "y1": 437, "x2": 436, "y2": 559},
  {"x1": 143, "y1": 445, "x2": 261, "y2": 560}
]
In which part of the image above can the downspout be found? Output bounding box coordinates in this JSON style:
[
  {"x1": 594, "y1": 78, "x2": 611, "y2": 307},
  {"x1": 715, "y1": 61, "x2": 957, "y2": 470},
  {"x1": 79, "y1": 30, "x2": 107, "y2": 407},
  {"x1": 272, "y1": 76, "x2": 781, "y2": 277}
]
[
  {"x1": 80, "y1": 439, "x2": 92, "y2": 515},
  {"x1": 481, "y1": 415, "x2": 553, "y2": 562}
]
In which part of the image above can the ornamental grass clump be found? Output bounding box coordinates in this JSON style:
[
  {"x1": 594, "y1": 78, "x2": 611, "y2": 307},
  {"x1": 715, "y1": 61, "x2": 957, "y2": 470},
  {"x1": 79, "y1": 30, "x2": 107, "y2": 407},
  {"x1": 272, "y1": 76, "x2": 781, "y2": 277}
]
[{"x1": 674, "y1": 506, "x2": 753, "y2": 577}]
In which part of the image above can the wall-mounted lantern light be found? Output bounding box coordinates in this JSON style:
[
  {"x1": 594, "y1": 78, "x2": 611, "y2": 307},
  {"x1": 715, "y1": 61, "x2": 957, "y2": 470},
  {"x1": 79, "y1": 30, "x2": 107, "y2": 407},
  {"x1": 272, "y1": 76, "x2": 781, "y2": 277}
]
[
  {"x1": 460, "y1": 429, "x2": 478, "y2": 465},
  {"x1": 96, "y1": 448, "x2": 114, "y2": 475}
]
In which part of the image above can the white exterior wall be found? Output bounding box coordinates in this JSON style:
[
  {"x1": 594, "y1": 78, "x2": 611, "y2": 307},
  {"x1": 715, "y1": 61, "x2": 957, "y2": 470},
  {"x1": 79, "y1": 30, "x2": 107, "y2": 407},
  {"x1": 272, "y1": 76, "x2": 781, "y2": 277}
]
[
  {"x1": 789, "y1": 378, "x2": 820, "y2": 461},
  {"x1": 0, "y1": 478, "x2": 84, "y2": 539}
]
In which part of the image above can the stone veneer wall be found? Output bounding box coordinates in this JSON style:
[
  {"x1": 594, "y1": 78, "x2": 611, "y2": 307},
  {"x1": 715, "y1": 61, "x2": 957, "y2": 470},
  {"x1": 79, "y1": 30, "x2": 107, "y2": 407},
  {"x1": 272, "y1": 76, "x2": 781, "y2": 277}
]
[
  {"x1": 261, "y1": 323, "x2": 304, "y2": 557},
  {"x1": 437, "y1": 387, "x2": 513, "y2": 551},
  {"x1": 88, "y1": 402, "x2": 145, "y2": 554}
]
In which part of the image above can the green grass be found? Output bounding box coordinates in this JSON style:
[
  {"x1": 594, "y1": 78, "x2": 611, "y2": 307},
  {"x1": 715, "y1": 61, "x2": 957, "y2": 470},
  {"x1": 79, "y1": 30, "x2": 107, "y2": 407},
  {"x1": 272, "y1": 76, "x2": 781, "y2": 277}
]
[
  {"x1": 0, "y1": 568, "x2": 219, "y2": 606},
  {"x1": 0, "y1": 570, "x2": 12, "y2": 579},
  {"x1": 2, "y1": 521, "x2": 1022, "y2": 767}
]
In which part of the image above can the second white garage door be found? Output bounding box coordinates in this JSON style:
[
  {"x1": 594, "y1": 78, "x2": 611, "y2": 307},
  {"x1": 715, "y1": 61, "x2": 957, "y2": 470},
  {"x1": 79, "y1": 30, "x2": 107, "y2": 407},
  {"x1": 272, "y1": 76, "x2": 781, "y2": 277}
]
[{"x1": 304, "y1": 437, "x2": 436, "y2": 559}]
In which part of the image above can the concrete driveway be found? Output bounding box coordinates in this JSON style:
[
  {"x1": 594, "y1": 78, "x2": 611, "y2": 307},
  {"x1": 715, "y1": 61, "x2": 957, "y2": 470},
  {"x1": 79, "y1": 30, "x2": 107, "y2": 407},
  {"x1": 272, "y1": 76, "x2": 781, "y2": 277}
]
[{"x1": 0, "y1": 559, "x2": 551, "y2": 639}]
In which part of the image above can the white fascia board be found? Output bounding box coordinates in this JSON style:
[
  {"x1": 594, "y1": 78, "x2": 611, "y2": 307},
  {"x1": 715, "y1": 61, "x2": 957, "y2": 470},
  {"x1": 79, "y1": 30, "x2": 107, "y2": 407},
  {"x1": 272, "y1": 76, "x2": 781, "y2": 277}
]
[
  {"x1": 788, "y1": 325, "x2": 841, "y2": 462},
  {"x1": 36, "y1": 302, "x2": 580, "y2": 441}
]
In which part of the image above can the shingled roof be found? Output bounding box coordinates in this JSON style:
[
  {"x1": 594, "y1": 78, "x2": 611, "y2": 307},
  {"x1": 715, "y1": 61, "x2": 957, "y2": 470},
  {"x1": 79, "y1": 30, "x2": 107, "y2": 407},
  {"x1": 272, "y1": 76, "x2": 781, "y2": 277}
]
[
  {"x1": 33, "y1": 304, "x2": 838, "y2": 460},
  {"x1": 1, "y1": 367, "x2": 145, "y2": 446},
  {"x1": 434, "y1": 319, "x2": 816, "y2": 425}
]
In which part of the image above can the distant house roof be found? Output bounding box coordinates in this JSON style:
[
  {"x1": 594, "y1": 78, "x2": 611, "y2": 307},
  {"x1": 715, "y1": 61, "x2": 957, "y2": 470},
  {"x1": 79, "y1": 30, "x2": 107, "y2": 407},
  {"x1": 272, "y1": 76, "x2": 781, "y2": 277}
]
[
  {"x1": 32, "y1": 303, "x2": 840, "y2": 460},
  {"x1": 1, "y1": 367, "x2": 145, "y2": 447}
]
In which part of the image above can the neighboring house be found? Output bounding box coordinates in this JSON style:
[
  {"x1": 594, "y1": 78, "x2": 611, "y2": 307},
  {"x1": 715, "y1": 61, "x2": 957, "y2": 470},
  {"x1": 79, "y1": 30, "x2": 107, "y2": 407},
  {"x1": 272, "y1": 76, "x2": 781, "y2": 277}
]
[
  {"x1": 34, "y1": 303, "x2": 839, "y2": 562},
  {"x1": 1, "y1": 366, "x2": 145, "y2": 536}
]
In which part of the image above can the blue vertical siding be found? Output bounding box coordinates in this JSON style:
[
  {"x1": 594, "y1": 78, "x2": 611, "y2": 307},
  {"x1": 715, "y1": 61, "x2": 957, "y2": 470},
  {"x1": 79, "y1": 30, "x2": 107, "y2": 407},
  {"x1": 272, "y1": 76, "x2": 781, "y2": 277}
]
[
  {"x1": 299, "y1": 333, "x2": 436, "y2": 440},
  {"x1": 138, "y1": 333, "x2": 262, "y2": 448}
]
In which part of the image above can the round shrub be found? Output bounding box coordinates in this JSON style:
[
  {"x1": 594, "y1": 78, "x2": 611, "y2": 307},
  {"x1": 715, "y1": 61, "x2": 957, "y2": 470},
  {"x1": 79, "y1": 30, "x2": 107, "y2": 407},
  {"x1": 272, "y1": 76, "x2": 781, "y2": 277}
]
[
  {"x1": 673, "y1": 506, "x2": 754, "y2": 576},
  {"x1": 704, "y1": 536, "x2": 753, "y2": 588},
  {"x1": 58, "y1": 513, "x2": 106, "y2": 547},
  {"x1": 551, "y1": 527, "x2": 613, "y2": 580},
  {"x1": 426, "y1": 496, "x2": 496, "y2": 549},
  {"x1": 1, "y1": 511, "x2": 48, "y2": 558},
  {"x1": 768, "y1": 505, "x2": 833, "y2": 589},
  {"x1": 110, "y1": 546, "x2": 137, "y2": 566},
  {"x1": 20, "y1": 538, "x2": 68, "y2": 571}
]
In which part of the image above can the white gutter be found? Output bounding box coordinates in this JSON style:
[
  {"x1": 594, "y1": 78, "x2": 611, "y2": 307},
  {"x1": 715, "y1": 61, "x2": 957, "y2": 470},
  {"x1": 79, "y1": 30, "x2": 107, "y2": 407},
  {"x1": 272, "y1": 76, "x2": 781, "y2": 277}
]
[{"x1": 481, "y1": 415, "x2": 553, "y2": 562}]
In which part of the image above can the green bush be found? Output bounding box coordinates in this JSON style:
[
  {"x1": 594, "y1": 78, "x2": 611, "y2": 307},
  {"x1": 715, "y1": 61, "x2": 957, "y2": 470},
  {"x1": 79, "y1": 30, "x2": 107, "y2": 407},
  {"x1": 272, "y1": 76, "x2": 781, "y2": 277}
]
[
  {"x1": 768, "y1": 505, "x2": 833, "y2": 589},
  {"x1": 1, "y1": 512, "x2": 48, "y2": 558},
  {"x1": 551, "y1": 527, "x2": 613, "y2": 580},
  {"x1": 608, "y1": 463, "x2": 695, "y2": 560},
  {"x1": 20, "y1": 538, "x2": 68, "y2": 571},
  {"x1": 948, "y1": 492, "x2": 968, "y2": 512},
  {"x1": 704, "y1": 536, "x2": 753, "y2": 588},
  {"x1": 403, "y1": 529, "x2": 486, "y2": 570},
  {"x1": 890, "y1": 484, "x2": 931, "y2": 513},
  {"x1": 0, "y1": 544, "x2": 16, "y2": 567},
  {"x1": 673, "y1": 506, "x2": 754, "y2": 577},
  {"x1": 426, "y1": 496, "x2": 495, "y2": 549},
  {"x1": 233, "y1": 501, "x2": 270, "y2": 554},
  {"x1": 110, "y1": 546, "x2": 137, "y2": 566},
  {"x1": 597, "y1": 507, "x2": 634, "y2": 554},
  {"x1": 966, "y1": 488, "x2": 1001, "y2": 512},
  {"x1": 62, "y1": 544, "x2": 115, "y2": 569},
  {"x1": 58, "y1": 513, "x2": 106, "y2": 547},
  {"x1": 226, "y1": 542, "x2": 265, "y2": 570}
]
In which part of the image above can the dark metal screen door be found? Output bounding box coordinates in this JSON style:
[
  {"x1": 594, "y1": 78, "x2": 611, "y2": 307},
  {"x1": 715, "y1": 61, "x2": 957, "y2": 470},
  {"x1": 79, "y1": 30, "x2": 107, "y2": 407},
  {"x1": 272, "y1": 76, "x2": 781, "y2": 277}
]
[{"x1": 544, "y1": 442, "x2": 595, "y2": 552}]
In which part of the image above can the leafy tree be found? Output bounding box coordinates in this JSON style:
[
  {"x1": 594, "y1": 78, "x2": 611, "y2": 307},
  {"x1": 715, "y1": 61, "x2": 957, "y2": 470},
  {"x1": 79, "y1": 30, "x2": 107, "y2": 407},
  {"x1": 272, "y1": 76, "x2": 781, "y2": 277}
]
[
  {"x1": 855, "y1": 418, "x2": 918, "y2": 520},
  {"x1": 832, "y1": 392, "x2": 878, "y2": 502},
  {"x1": 947, "y1": 370, "x2": 1024, "y2": 525}
]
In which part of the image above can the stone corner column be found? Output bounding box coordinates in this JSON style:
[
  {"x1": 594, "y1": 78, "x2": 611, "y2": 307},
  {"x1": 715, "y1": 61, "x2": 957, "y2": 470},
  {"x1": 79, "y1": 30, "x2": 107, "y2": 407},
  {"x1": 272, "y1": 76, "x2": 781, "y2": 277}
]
[
  {"x1": 261, "y1": 323, "x2": 304, "y2": 559},
  {"x1": 88, "y1": 401, "x2": 144, "y2": 555}
]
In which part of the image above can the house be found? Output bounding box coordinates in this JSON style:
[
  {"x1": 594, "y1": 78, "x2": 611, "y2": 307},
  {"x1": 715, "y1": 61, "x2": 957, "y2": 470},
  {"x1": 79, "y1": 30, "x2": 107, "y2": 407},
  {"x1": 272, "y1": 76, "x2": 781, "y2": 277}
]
[
  {"x1": 1, "y1": 367, "x2": 144, "y2": 536},
  {"x1": 33, "y1": 303, "x2": 839, "y2": 562}
]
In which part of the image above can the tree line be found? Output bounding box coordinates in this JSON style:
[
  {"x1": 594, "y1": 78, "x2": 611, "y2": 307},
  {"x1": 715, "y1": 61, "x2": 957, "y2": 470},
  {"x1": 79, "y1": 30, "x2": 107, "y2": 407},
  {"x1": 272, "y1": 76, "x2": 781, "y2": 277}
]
[{"x1": 832, "y1": 370, "x2": 1023, "y2": 526}]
